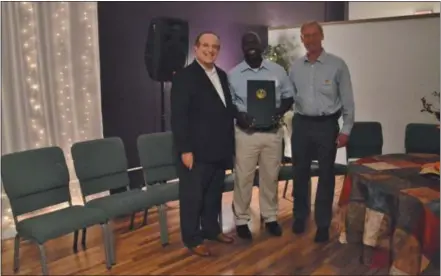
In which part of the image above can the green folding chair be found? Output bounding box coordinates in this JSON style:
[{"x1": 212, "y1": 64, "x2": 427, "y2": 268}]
[
  {"x1": 346, "y1": 122, "x2": 383, "y2": 159},
  {"x1": 137, "y1": 132, "x2": 229, "y2": 233},
  {"x1": 137, "y1": 132, "x2": 180, "y2": 246},
  {"x1": 71, "y1": 137, "x2": 165, "y2": 264},
  {"x1": 1, "y1": 147, "x2": 112, "y2": 275},
  {"x1": 405, "y1": 123, "x2": 440, "y2": 154},
  {"x1": 282, "y1": 121, "x2": 383, "y2": 199}
]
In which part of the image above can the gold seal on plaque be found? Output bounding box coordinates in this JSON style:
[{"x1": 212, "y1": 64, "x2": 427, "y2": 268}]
[{"x1": 256, "y1": 89, "x2": 267, "y2": 99}]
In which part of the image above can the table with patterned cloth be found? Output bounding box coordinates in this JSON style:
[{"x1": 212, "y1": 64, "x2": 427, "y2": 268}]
[{"x1": 337, "y1": 153, "x2": 440, "y2": 275}]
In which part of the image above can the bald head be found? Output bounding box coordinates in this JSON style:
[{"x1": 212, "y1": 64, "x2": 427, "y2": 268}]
[
  {"x1": 241, "y1": 32, "x2": 263, "y2": 53},
  {"x1": 241, "y1": 31, "x2": 263, "y2": 68}
]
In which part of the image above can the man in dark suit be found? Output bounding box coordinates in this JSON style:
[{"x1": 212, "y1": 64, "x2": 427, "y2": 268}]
[{"x1": 170, "y1": 31, "x2": 235, "y2": 257}]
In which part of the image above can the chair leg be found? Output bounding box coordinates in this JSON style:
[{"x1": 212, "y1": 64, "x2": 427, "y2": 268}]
[
  {"x1": 100, "y1": 224, "x2": 113, "y2": 269},
  {"x1": 307, "y1": 179, "x2": 312, "y2": 215},
  {"x1": 282, "y1": 180, "x2": 289, "y2": 198},
  {"x1": 158, "y1": 204, "x2": 169, "y2": 247},
  {"x1": 81, "y1": 228, "x2": 87, "y2": 250},
  {"x1": 142, "y1": 208, "x2": 148, "y2": 226},
  {"x1": 73, "y1": 230, "x2": 79, "y2": 253},
  {"x1": 107, "y1": 221, "x2": 116, "y2": 265},
  {"x1": 218, "y1": 204, "x2": 223, "y2": 232},
  {"x1": 13, "y1": 234, "x2": 20, "y2": 273},
  {"x1": 129, "y1": 213, "x2": 136, "y2": 230},
  {"x1": 36, "y1": 243, "x2": 49, "y2": 275}
]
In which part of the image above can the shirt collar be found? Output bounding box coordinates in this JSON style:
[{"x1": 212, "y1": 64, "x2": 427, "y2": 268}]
[
  {"x1": 239, "y1": 59, "x2": 269, "y2": 72},
  {"x1": 195, "y1": 59, "x2": 217, "y2": 74},
  {"x1": 303, "y1": 49, "x2": 327, "y2": 64}
]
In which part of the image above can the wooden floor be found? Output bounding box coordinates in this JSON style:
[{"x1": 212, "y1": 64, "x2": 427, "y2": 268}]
[{"x1": 0, "y1": 177, "x2": 437, "y2": 275}]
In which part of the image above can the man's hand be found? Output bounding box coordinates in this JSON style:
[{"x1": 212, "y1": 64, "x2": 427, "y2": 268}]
[
  {"x1": 181, "y1": 152, "x2": 193, "y2": 170},
  {"x1": 336, "y1": 133, "x2": 349, "y2": 148},
  {"x1": 236, "y1": 112, "x2": 255, "y2": 129}
]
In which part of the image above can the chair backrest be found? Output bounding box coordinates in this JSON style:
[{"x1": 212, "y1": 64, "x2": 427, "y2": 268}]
[
  {"x1": 137, "y1": 132, "x2": 178, "y2": 185},
  {"x1": 405, "y1": 123, "x2": 440, "y2": 154},
  {"x1": 71, "y1": 137, "x2": 130, "y2": 197},
  {"x1": 347, "y1": 122, "x2": 383, "y2": 159},
  {"x1": 1, "y1": 147, "x2": 71, "y2": 217}
]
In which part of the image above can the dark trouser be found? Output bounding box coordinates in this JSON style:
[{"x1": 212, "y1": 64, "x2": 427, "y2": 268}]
[
  {"x1": 291, "y1": 113, "x2": 340, "y2": 228},
  {"x1": 177, "y1": 160, "x2": 226, "y2": 248}
]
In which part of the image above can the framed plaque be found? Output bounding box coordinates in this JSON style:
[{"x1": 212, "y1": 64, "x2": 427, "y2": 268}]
[{"x1": 247, "y1": 80, "x2": 276, "y2": 128}]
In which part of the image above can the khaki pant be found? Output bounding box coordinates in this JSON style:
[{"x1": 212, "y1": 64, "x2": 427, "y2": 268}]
[{"x1": 233, "y1": 126, "x2": 283, "y2": 225}]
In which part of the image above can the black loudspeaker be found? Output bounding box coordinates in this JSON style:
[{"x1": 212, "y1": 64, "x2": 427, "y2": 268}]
[{"x1": 145, "y1": 17, "x2": 189, "y2": 82}]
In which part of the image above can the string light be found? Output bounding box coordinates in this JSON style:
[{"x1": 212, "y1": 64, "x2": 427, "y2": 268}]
[
  {"x1": 3, "y1": 2, "x2": 102, "y2": 238},
  {"x1": 52, "y1": 2, "x2": 95, "y2": 157},
  {"x1": 20, "y1": 1, "x2": 45, "y2": 149},
  {"x1": 1, "y1": 2, "x2": 99, "y2": 235},
  {"x1": 53, "y1": 1, "x2": 75, "y2": 160},
  {"x1": 2, "y1": 186, "x2": 14, "y2": 227},
  {"x1": 79, "y1": 3, "x2": 95, "y2": 141},
  {"x1": 3, "y1": 208, "x2": 13, "y2": 223},
  {"x1": 2, "y1": 187, "x2": 13, "y2": 224}
]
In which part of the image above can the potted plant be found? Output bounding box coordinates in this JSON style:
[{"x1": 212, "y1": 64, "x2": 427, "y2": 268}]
[
  {"x1": 262, "y1": 39, "x2": 299, "y2": 140},
  {"x1": 262, "y1": 36, "x2": 299, "y2": 73},
  {"x1": 420, "y1": 91, "x2": 440, "y2": 121}
]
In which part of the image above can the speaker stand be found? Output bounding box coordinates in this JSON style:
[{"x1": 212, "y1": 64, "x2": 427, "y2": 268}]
[{"x1": 160, "y1": 81, "x2": 166, "y2": 132}]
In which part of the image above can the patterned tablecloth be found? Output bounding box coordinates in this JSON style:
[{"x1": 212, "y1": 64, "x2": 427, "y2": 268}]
[{"x1": 338, "y1": 153, "x2": 440, "y2": 275}]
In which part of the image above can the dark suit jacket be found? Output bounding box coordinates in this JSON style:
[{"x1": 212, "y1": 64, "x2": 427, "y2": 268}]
[{"x1": 170, "y1": 60, "x2": 235, "y2": 164}]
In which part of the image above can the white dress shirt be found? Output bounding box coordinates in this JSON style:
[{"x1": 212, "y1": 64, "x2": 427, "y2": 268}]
[{"x1": 197, "y1": 60, "x2": 226, "y2": 107}]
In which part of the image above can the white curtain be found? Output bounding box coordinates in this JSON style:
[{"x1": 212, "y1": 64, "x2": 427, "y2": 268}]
[{"x1": 1, "y1": 1, "x2": 103, "y2": 239}]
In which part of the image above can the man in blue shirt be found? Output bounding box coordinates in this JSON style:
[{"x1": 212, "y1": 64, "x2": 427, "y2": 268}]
[
  {"x1": 229, "y1": 32, "x2": 294, "y2": 240},
  {"x1": 289, "y1": 21, "x2": 355, "y2": 243}
]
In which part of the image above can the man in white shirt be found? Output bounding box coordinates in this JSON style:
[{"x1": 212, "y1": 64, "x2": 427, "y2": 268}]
[
  {"x1": 170, "y1": 32, "x2": 236, "y2": 257},
  {"x1": 197, "y1": 60, "x2": 227, "y2": 106}
]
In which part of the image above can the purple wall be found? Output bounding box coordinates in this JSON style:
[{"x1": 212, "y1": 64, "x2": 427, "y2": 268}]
[{"x1": 98, "y1": 1, "x2": 345, "y2": 187}]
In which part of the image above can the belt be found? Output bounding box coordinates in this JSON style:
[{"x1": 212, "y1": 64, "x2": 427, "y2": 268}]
[
  {"x1": 236, "y1": 124, "x2": 279, "y2": 133},
  {"x1": 296, "y1": 110, "x2": 342, "y2": 121}
]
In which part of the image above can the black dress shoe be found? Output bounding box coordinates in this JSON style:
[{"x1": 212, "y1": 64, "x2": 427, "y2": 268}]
[
  {"x1": 292, "y1": 219, "x2": 306, "y2": 234},
  {"x1": 236, "y1": 225, "x2": 252, "y2": 240},
  {"x1": 314, "y1": 227, "x2": 329, "y2": 243},
  {"x1": 265, "y1": 221, "x2": 282, "y2": 236}
]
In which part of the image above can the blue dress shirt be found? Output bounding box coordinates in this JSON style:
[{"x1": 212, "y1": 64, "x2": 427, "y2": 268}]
[
  {"x1": 289, "y1": 50, "x2": 355, "y2": 135},
  {"x1": 228, "y1": 59, "x2": 295, "y2": 113}
]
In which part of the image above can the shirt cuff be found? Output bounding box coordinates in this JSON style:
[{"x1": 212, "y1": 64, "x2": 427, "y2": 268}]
[{"x1": 340, "y1": 126, "x2": 352, "y2": 136}]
